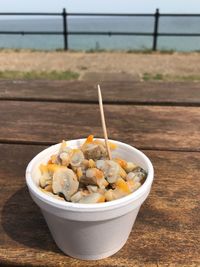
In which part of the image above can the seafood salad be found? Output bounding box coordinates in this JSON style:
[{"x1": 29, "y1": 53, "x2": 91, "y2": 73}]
[{"x1": 39, "y1": 135, "x2": 147, "y2": 203}]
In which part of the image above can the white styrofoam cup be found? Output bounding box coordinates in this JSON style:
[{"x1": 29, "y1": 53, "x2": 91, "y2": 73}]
[{"x1": 26, "y1": 139, "x2": 154, "y2": 260}]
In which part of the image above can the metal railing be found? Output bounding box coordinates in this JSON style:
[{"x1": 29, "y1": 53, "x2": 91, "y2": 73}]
[{"x1": 0, "y1": 8, "x2": 200, "y2": 50}]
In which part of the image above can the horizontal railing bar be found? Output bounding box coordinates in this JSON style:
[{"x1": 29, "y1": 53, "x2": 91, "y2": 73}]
[
  {"x1": 67, "y1": 13, "x2": 154, "y2": 17},
  {"x1": 65, "y1": 31, "x2": 153, "y2": 36},
  {"x1": 160, "y1": 13, "x2": 200, "y2": 17},
  {"x1": 68, "y1": 13, "x2": 200, "y2": 17},
  {"x1": 0, "y1": 12, "x2": 154, "y2": 17},
  {"x1": 0, "y1": 12, "x2": 62, "y2": 16},
  {"x1": 0, "y1": 31, "x2": 64, "y2": 35},
  {"x1": 0, "y1": 31, "x2": 153, "y2": 35},
  {"x1": 0, "y1": 31, "x2": 200, "y2": 37},
  {"x1": 0, "y1": 12, "x2": 200, "y2": 17},
  {"x1": 159, "y1": 33, "x2": 200, "y2": 36}
]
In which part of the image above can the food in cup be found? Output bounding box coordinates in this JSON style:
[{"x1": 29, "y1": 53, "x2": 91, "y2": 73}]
[
  {"x1": 39, "y1": 135, "x2": 147, "y2": 203},
  {"x1": 26, "y1": 138, "x2": 154, "y2": 260}
]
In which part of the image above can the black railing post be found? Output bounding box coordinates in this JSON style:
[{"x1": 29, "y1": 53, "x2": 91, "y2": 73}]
[
  {"x1": 62, "y1": 8, "x2": 68, "y2": 50},
  {"x1": 152, "y1": 8, "x2": 159, "y2": 51}
]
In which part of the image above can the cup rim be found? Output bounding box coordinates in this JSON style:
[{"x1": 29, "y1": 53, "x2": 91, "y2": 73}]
[{"x1": 26, "y1": 138, "x2": 154, "y2": 212}]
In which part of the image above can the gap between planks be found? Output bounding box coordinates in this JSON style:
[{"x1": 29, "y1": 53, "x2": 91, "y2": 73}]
[
  {"x1": 0, "y1": 139, "x2": 199, "y2": 153},
  {"x1": 0, "y1": 97, "x2": 200, "y2": 107}
]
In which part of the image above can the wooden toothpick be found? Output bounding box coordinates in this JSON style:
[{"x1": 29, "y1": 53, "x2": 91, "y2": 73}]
[{"x1": 98, "y1": 84, "x2": 112, "y2": 160}]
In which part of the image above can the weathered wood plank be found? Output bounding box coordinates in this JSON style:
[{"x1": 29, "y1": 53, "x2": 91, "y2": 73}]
[
  {"x1": 0, "y1": 101, "x2": 200, "y2": 151},
  {"x1": 0, "y1": 80, "x2": 200, "y2": 105},
  {"x1": 0, "y1": 144, "x2": 199, "y2": 266}
]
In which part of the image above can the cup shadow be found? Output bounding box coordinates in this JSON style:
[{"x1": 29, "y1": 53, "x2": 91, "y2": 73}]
[{"x1": 1, "y1": 186, "x2": 61, "y2": 253}]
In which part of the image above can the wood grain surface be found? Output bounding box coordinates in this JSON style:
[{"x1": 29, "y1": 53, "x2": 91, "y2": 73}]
[
  {"x1": 0, "y1": 80, "x2": 199, "y2": 266},
  {"x1": 0, "y1": 100, "x2": 200, "y2": 151},
  {"x1": 0, "y1": 144, "x2": 199, "y2": 267},
  {"x1": 0, "y1": 80, "x2": 200, "y2": 105}
]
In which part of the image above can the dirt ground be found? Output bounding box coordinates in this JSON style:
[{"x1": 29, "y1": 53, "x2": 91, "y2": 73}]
[{"x1": 0, "y1": 50, "x2": 199, "y2": 80}]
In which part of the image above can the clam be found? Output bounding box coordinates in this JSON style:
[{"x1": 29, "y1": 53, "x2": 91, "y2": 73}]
[
  {"x1": 95, "y1": 159, "x2": 105, "y2": 170},
  {"x1": 96, "y1": 160, "x2": 120, "y2": 183},
  {"x1": 78, "y1": 192, "x2": 105, "y2": 204},
  {"x1": 39, "y1": 164, "x2": 52, "y2": 188},
  {"x1": 44, "y1": 183, "x2": 53, "y2": 192},
  {"x1": 71, "y1": 191, "x2": 86, "y2": 203},
  {"x1": 81, "y1": 136, "x2": 107, "y2": 160},
  {"x1": 126, "y1": 168, "x2": 147, "y2": 183},
  {"x1": 58, "y1": 140, "x2": 72, "y2": 166},
  {"x1": 115, "y1": 158, "x2": 138, "y2": 173},
  {"x1": 87, "y1": 185, "x2": 98, "y2": 193},
  {"x1": 70, "y1": 149, "x2": 85, "y2": 167},
  {"x1": 80, "y1": 168, "x2": 108, "y2": 189},
  {"x1": 82, "y1": 143, "x2": 107, "y2": 160},
  {"x1": 52, "y1": 167, "x2": 79, "y2": 201},
  {"x1": 124, "y1": 162, "x2": 138, "y2": 173},
  {"x1": 59, "y1": 151, "x2": 71, "y2": 166},
  {"x1": 86, "y1": 168, "x2": 108, "y2": 188},
  {"x1": 105, "y1": 178, "x2": 131, "y2": 201},
  {"x1": 126, "y1": 180, "x2": 141, "y2": 192}
]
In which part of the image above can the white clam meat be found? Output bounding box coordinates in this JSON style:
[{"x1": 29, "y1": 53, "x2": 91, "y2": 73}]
[
  {"x1": 97, "y1": 160, "x2": 120, "y2": 183},
  {"x1": 124, "y1": 162, "x2": 138, "y2": 173},
  {"x1": 71, "y1": 191, "x2": 86, "y2": 202},
  {"x1": 85, "y1": 168, "x2": 108, "y2": 188},
  {"x1": 78, "y1": 192, "x2": 105, "y2": 204},
  {"x1": 52, "y1": 167, "x2": 79, "y2": 201},
  {"x1": 126, "y1": 168, "x2": 147, "y2": 183},
  {"x1": 70, "y1": 149, "x2": 85, "y2": 167}
]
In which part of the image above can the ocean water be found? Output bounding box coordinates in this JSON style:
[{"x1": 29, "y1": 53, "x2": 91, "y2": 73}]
[{"x1": 0, "y1": 16, "x2": 200, "y2": 51}]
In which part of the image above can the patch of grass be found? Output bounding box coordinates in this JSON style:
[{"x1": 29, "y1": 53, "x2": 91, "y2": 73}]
[
  {"x1": 126, "y1": 49, "x2": 175, "y2": 54},
  {"x1": 142, "y1": 72, "x2": 200, "y2": 81},
  {"x1": 0, "y1": 70, "x2": 79, "y2": 80},
  {"x1": 143, "y1": 72, "x2": 163, "y2": 81},
  {"x1": 86, "y1": 48, "x2": 108, "y2": 53},
  {"x1": 158, "y1": 49, "x2": 175, "y2": 54},
  {"x1": 85, "y1": 48, "x2": 175, "y2": 54},
  {"x1": 153, "y1": 73, "x2": 163, "y2": 80},
  {"x1": 126, "y1": 49, "x2": 153, "y2": 54},
  {"x1": 172, "y1": 75, "x2": 200, "y2": 81},
  {"x1": 143, "y1": 73, "x2": 150, "y2": 81},
  {"x1": 0, "y1": 47, "x2": 195, "y2": 54}
]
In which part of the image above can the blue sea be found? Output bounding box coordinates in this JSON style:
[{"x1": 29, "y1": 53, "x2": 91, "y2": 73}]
[{"x1": 0, "y1": 16, "x2": 200, "y2": 51}]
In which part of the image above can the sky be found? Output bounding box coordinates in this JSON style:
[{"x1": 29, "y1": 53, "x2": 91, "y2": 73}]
[{"x1": 0, "y1": 0, "x2": 200, "y2": 14}]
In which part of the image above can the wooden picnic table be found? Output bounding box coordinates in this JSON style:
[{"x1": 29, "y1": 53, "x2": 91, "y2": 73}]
[{"x1": 0, "y1": 80, "x2": 199, "y2": 266}]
